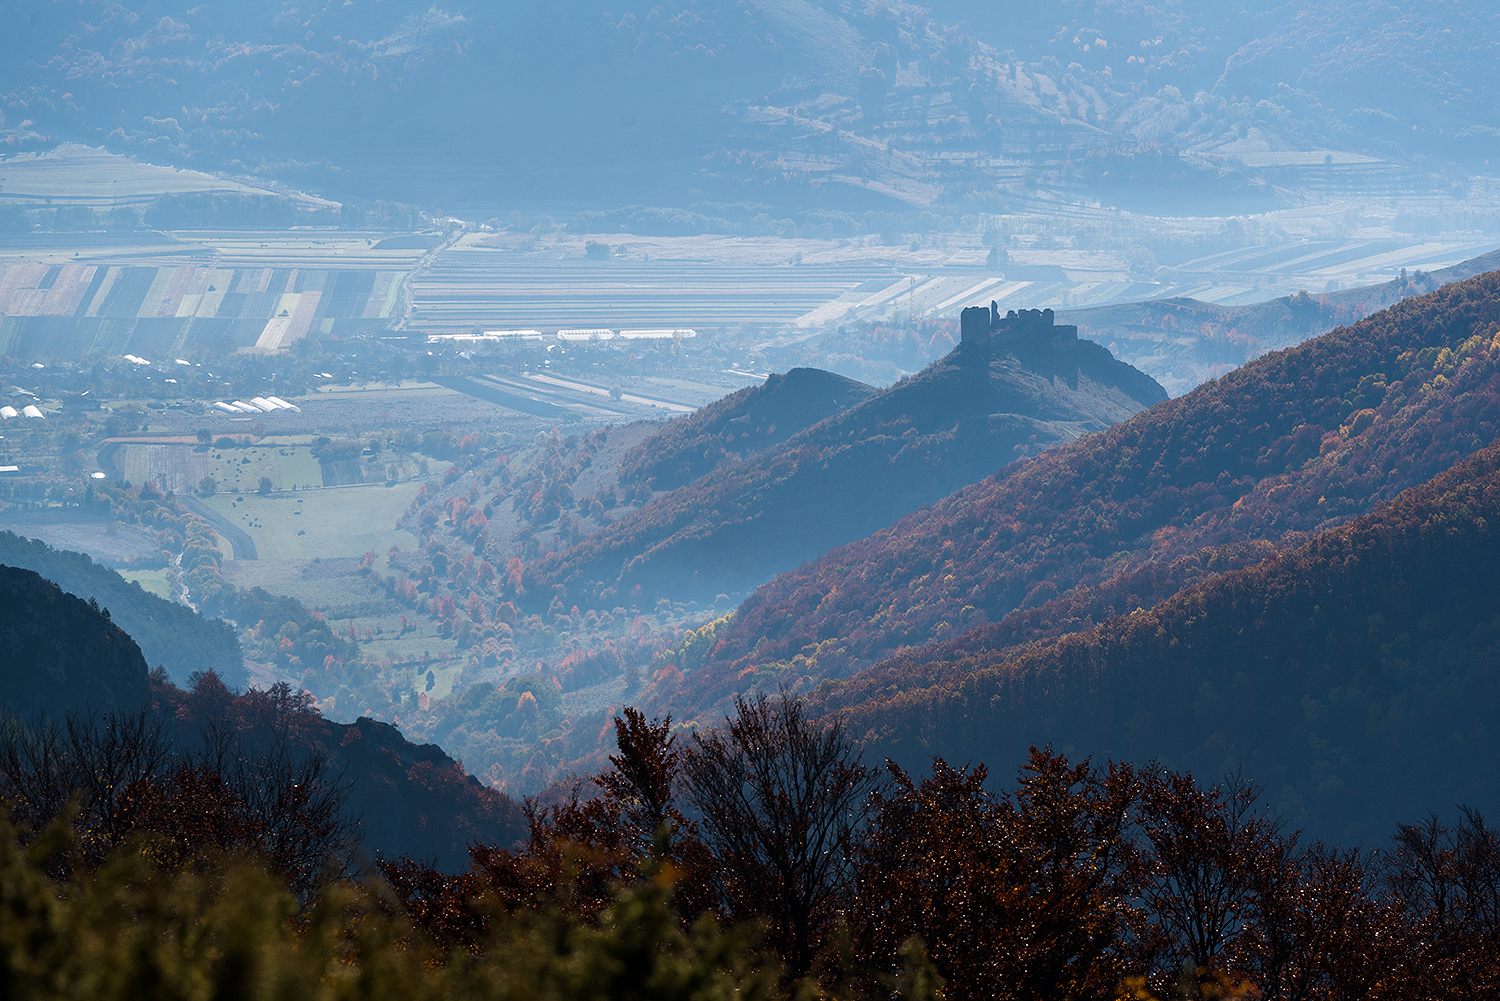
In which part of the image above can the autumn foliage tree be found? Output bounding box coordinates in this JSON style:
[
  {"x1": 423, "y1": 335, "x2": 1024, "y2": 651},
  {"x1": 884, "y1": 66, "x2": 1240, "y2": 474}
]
[
  {"x1": 854, "y1": 750, "x2": 1138, "y2": 1001},
  {"x1": 685, "y1": 691, "x2": 876, "y2": 979},
  {"x1": 0, "y1": 699, "x2": 355, "y2": 899}
]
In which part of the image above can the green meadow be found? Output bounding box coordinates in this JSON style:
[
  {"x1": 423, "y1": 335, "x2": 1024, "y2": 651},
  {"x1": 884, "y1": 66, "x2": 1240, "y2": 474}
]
[{"x1": 201, "y1": 481, "x2": 422, "y2": 560}]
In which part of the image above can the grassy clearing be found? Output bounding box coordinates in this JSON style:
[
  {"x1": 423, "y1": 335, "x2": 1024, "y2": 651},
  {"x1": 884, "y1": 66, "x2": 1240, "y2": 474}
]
[
  {"x1": 118, "y1": 568, "x2": 172, "y2": 599},
  {"x1": 202, "y1": 482, "x2": 421, "y2": 560},
  {"x1": 201, "y1": 442, "x2": 320, "y2": 492},
  {"x1": 221, "y1": 559, "x2": 376, "y2": 607}
]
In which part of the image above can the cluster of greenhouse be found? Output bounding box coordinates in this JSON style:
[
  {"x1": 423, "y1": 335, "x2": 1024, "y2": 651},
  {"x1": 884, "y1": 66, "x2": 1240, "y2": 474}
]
[{"x1": 210, "y1": 396, "x2": 301, "y2": 415}]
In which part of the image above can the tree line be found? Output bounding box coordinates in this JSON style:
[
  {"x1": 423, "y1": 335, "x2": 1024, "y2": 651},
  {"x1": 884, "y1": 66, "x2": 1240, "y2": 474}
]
[{"x1": 6, "y1": 687, "x2": 1494, "y2": 999}]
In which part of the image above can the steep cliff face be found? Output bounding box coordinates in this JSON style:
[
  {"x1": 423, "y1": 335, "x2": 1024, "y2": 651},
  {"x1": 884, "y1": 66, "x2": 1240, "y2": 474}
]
[{"x1": 0, "y1": 564, "x2": 151, "y2": 718}]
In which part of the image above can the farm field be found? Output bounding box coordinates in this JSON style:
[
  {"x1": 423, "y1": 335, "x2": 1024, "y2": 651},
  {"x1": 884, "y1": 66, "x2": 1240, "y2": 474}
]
[
  {"x1": 87, "y1": 385, "x2": 574, "y2": 464},
  {"x1": 0, "y1": 258, "x2": 409, "y2": 356},
  {"x1": 111, "y1": 434, "x2": 438, "y2": 497},
  {"x1": 405, "y1": 211, "x2": 1500, "y2": 340},
  {"x1": 118, "y1": 567, "x2": 172, "y2": 600},
  {"x1": 198, "y1": 382, "x2": 564, "y2": 438},
  {"x1": 199, "y1": 481, "x2": 422, "y2": 561}
]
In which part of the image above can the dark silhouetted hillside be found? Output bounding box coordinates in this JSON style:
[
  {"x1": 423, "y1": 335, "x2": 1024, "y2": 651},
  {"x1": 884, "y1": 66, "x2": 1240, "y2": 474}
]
[
  {"x1": 0, "y1": 531, "x2": 245, "y2": 688},
  {"x1": 618, "y1": 367, "x2": 878, "y2": 493},
  {"x1": 0, "y1": 561, "x2": 523, "y2": 869},
  {"x1": 811, "y1": 441, "x2": 1500, "y2": 844},
  {"x1": 0, "y1": 564, "x2": 152, "y2": 718},
  {"x1": 522, "y1": 334, "x2": 1165, "y2": 607},
  {"x1": 149, "y1": 676, "x2": 525, "y2": 870},
  {"x1": 680, "y1": 269, "x2": 1500, "y2": 711}
]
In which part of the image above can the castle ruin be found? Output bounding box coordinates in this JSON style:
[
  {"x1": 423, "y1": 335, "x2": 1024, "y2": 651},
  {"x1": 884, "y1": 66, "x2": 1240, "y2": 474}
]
[{"x1": 960, "y1": 301, "x2": 1078, "y2": 349}]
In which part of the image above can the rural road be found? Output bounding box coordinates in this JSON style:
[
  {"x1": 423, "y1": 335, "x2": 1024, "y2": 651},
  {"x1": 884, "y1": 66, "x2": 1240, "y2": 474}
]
[{"x1": 181, "y1": 496, "x2": 257, "y2": 560}]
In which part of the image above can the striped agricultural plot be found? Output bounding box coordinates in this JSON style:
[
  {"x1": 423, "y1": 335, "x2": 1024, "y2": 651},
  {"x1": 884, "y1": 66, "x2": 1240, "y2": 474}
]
[{"x1": 0, "y1": 263, "x2": 406, "y2": 358}]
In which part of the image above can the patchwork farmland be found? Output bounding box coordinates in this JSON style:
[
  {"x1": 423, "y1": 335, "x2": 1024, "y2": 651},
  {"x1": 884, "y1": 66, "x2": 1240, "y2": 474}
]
[{"x1": 0, "y1": 262, "x2": 405, "y2": 356}]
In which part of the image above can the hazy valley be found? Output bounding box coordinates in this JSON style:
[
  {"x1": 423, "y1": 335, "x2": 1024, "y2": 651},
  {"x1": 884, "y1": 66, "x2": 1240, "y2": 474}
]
[{"x1": 4, "y1": 1, "x2": 1500, "y2": 996}]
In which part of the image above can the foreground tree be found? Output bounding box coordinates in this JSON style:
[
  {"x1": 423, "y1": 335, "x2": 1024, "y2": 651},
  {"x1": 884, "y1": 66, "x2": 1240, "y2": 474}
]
[
  {"x1": 0, "y1": 703, "x2": 355, "y2": 898},
  {"x1": 1133, "y1": 768, "x2": 1283, "y2": 992},
  {"x1": 683, "y1": 691, "x2": 875, "y2": 979},
  {"x1": 1387, "y1": 807, "x2": 1500, "y2": 995},
  {"x1": 856, "y1": 749, "x2": 1138, "y2": 1001}
]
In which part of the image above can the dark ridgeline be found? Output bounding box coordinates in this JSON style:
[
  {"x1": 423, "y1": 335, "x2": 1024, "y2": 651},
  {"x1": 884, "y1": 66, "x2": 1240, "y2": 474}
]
[
  {"x1": 0, "y1": 564, "x2": 151, "y2": 719},
  {"x1": 523, "y1": 325, "x2": 1165, "y2": 607},
  {"x1": 0, "y1": 531, "x2": 246, "y2": 688},
  {"x1": 0, "y1": 567, "x2": 524, "y2": 872}
]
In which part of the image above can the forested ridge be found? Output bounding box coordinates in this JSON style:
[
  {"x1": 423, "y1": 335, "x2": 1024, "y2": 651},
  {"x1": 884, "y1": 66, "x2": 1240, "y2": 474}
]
[
  {"x1": 805, "y1": 439, "x2": 1500, "y2": 842},
  {"x1": 145, "y1": 670, "x2": 525, "y2": 869},
  {"x1": 0, "y1": 565, "x2": 523, "y2": 869},
  {"x1": 0, "y1": 530, "x2": 244, "y2": 687},
  {"x1": 616, "y1": 367, "x2": 878, "y2": 493},
  {"x1": 681, "y1": 271, "x2": 1500, "y2": 712},
  {"x1": 522, "y1": 334, "x2": 1164, "y2": 607}
]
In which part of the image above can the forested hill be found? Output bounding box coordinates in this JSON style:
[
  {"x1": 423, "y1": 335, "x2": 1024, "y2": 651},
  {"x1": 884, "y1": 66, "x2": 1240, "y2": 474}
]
[
  {"x1": 671, "y1": 269, "x2": 1500, "y2": 714},
  {"x1": 810, "y1": 441, "x2": 1500, "y2": 844},
  {"x1": 0, "y1": 564, "x2": 151, "y2": 718},
  {"x1": 0, "y1": 531, "x2": 245, "y2": 688},
  {"x1": 521, "y1": 333, "x2": 1165, "y2": 608},
  {"x1": 147, "y1": 676, "x2": 524, "y2": 869},
  {"x1": 617, "y1": 368, "x2": 877, "y2": 493},
  {"x1": 0, "y1": 561, "x2": 523, "y2": 868}
]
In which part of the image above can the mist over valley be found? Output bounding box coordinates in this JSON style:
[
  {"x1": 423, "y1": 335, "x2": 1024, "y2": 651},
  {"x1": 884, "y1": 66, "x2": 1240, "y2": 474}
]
[{"x1": 3, "y1": 3, "x2": 1500, "y2": 996}]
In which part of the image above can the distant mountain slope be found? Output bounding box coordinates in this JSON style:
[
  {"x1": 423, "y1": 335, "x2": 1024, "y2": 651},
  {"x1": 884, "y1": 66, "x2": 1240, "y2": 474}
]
[
  {"x1": 522, "y1": 332, "x2": 1165, "y2": 607},
  {"x1": 0, "y1": 531, "x2": 245, "y2": 688},
  {"x1": 0, "y1": 564, "x2": 151, "y2": 718},
  {"x1": 1066, "y1": 249, "x2": 1500, "y2": 395},
  {"x1": 6, "y1": 0, "x2": 1494, "y2": 211},
  {"x1": 1215, "y1": 0, "x2": 1500, "y2": 158},
  {"x1": 681, "y1": 269, "x2": 1500, "y2": 707},
  {"x1": 811, "y1": 441, "x2": 1500, "y2": 844},
  {"x1": 618, "y1": 368, "x2": 878, "y2": 493}
]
